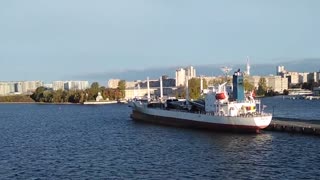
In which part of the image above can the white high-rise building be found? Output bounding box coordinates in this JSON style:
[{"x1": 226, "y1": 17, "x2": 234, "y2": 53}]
[
  {"x1": 0, "y1": 81, "x2": 42, "y2": 95},
  {"x1": 308, "y1": 72, "x2": 318, "y2": 83},
  {"x1": 64, "y1": 81, "x2": 89, "y2": 91},
  {"x1": 175, "y1": 66, "x2": 196, "y2": 87},
  {"x1": 175, "y1": 68, "x2": 186, "y2": 87},
  {"x1": 21, "y1": 81, "x2": 43, "y2": 94},
  {"x1": 185, "y1": 66, "x2": 196, "y2": 78},
  {"x1": 0, "y1": 82, "x2": 15, "y2": 95},
  {"x1": 46, "y1": 81, "x2": 91, "y2": 91},
  {"x1": 53, "y1": 81, "x2": 65, "y2": 91},
  {"x1": 287, "y1": 72, "x2": 299, "y2": 84},
  {"x1": 277, "y1": 66, "x2": 286, "y2": 75},
  {"x1": 299, "y1": 73, "x2": 309, "y2": 83}
]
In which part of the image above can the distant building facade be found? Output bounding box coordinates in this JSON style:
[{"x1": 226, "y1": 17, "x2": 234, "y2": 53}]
[
  {"x1": 107, "y1": 79, "x2": 120, "y2": 88},
  {"x1": 276, "y1": 65, "x2": 319, "y2": 86},
  {"x1": 307, "y1": 72, "x2": 319, "y2": 83},
  {"x1": 247, "y1": 76, "x2": 261, "y2": 88},
  {"x1": 53, "y1": 81, "x2": 89, "y2": 91},
  {"x1": 248, "y1": 75, "x2": 288, "y2": 93},
  {"x1": 265, "y1": 76, "x2": 288, "y2": 93},
  {"x1": 53, "y1": 81, "x2": 65, "y2": 91},
  {"x1": 0, "y1": 81, "x2": 43, "y2": 95},
  {"x1": 175, "y1": 66, "x2": 196, "y2": 87},
  {"x1": 299, "y1": 73, "x2": 309, "y2": 84},
  {"x1": 64, "y1": 81, "x2": 89, "y2": 91},
  {"x1": 21, "y1": 81, "x2": 43, "y2": 94},
  {"x1": 124, "y1": 76, "x2": 176, "y2": 99},
  {"x1": 277, "y1": 65, "x2": 286, "y2": 75},
  {"x1": 0, "y1": 82, "x2": 15, "y2": 95}
]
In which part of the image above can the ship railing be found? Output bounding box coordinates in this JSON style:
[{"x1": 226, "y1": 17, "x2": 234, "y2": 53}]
[
  {"x1": 237, "y1": 112, "x2": 271, "y2": 117},
  {"x1": 231, "y1": 99, "x2": 261, "y2": 104}
]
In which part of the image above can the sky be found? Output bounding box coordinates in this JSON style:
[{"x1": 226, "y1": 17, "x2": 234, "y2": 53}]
[{"x1": 1, "y1": 0, "x2": 319, "y2": 82}]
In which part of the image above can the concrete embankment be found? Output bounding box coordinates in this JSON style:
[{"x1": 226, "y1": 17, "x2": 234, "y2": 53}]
[{"x1": 264, "y1": 117, "x2": 320, "y2": 136}]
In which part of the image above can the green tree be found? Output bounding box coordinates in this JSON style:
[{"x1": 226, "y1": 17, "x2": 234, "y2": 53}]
[
  {"x1": 31, "y1": 86, "x2": 47, "y2": 102},
  {"x1": 43, "y1": 90, "x2": 53, "y2": 102},
  {"x1": 188, "y1": 78, "x2": 208, "y2": 100},
  {"x1": 175, "y1": 86, "x2": 186, "y2": 99},
  {"x1": 257, "y1": 77, "x2": 267, "y2": 96},
  {"x1": 87, "y1": 82, "x2": 100, "y2": 101},
  {"x1": 91, "y1": 82, "x2": 100, "y2": 89},
  {"x1": 244, "y1": 78, "x2": 255, "y2": 92},
  {"x1": 68, "y1": 90, "x2": 83, "y2": 103},
  {"x1": 100, "y1": 86, "x2": 107, "y2": 100},
  {"x1": 61, "y1": 90, "x2": 70, "y2": 102},
  {"x1": 52, "y1": 89, "x2": 63, "y2": 103},
  {"x1": 118, "y1": 80, "x2": 126, "y2": 99}
]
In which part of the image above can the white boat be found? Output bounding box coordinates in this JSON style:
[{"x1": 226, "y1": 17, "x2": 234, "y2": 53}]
[
  {"x1": 83, "y1": 101, "x2": 118, "y2": 105},
  {"x1": 130, "y1": 70, "x2": 272, "y2": 133}
]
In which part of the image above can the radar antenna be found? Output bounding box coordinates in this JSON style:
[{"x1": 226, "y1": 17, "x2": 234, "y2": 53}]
[{"x1": 220, "y1": 66, "x2": 232, "y2": 81}]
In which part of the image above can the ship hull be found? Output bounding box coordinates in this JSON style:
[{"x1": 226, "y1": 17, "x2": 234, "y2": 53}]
[{"x1": 131, "y1": 103, "x2": 272, "y2": 133}]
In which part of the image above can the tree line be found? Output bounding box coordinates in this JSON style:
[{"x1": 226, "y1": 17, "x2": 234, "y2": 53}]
[
  {"x1": 0, "y1": 95, "x2": 34, "y2": 103},
  {"x1": 31, "y1": 80, "x2": 126, "y2": 103}
]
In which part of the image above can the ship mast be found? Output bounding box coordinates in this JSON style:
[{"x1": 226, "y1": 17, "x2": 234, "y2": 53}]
[
  {"x1": 185, "y1": 75, "x2": 189, "y2": 102},
  {"x1": 147, "y1": 77, "x2": 150, "y2": 102},
  {"x1": 246, "y1": 56, "x2": 250, "y2": 76},
  {"x1": 200, "y1": 76, "x2": 203, "y2": 95},
  {"x1": 160, "y1": 76, "x2": 163, "y2": 101}
]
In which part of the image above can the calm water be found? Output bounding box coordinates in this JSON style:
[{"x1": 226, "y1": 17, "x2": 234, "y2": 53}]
[
  {"x1": 261, "y1": 96, "x2": 320, "y2": 120},
  {"x1": 0, "y1": 102, "x2": 319, "y2": 179}
]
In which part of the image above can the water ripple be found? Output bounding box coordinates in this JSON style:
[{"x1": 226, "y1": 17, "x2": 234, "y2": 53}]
[{"x1": 0, "y1": 103, "x2": 319, "y2": 179}]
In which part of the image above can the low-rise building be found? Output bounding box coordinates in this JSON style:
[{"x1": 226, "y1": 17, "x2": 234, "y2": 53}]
[{"x1": 313, "y1": 87, "x2": 320, "y2": 96}]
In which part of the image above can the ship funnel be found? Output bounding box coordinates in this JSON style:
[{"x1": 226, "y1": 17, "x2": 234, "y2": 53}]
[{"x1": 233, "y1": 69, "x2": 245, "y2": 101}]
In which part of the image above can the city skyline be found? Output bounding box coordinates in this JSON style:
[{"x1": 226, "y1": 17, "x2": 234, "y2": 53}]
[
  {"x1": 1, "y1": 1, "x2": 319, "y2": 82},
  {"x1": 0, "y1": 59, "x2": 319, "y2": 84}
]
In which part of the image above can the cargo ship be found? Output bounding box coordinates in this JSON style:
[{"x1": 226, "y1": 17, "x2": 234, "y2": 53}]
[{"x1": 130, "y1": 70, "x2": 272, "y2": 133}]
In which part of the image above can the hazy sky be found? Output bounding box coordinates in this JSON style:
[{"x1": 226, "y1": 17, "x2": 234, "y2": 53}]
[{"x1": 1, "y1": 0, "x2": 319, "y2": 82}]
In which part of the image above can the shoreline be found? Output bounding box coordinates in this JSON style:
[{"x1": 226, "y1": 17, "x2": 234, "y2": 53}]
[{"x1": 0, "y1": 102, "x2": 80, "y2": 105}]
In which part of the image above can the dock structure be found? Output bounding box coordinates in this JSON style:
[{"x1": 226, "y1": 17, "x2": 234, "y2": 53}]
[{"x1": 264, "y1": 118, "x2": 320, "y2": 136}]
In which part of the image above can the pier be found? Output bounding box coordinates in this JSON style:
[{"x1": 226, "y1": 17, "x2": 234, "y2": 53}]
[{"x1": 264, "y1": 117, "x2": 320, "y2": 136}]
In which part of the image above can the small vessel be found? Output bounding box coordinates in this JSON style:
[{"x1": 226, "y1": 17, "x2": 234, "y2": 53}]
[
  {"x1": 83, "y1": 92, "x2": 118, "y2": 105},
  {"x1": 83, "y1": 101, "x2": 118, "y2": 105},
  {"x1": 130, "y1": 69, "x2": 272, "y2": 133}
]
